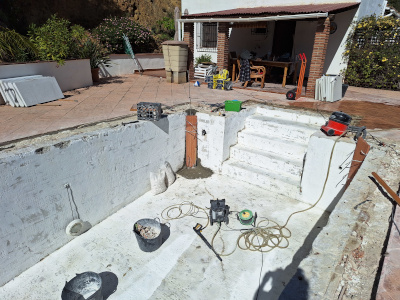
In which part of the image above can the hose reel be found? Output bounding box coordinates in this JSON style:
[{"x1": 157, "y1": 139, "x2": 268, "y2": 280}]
[{"x1": 237, "y1": 209, "x2": 257, "y2": 226}]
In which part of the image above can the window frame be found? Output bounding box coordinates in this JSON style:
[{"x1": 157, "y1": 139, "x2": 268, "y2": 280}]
[{"x1": 196, "y1": 22, "x2": 218, "y2": 52}]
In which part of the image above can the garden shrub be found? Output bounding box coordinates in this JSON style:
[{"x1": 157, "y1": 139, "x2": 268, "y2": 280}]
[
  {"x1": 93, "y1": 17, "x2": 156, "y2": 54},
  {"x1": 28, "y1": 15, "x2": 86, "y2": 65},
  {"x1": 344, "y1": 16, "x2": 400, "y2": 90}
]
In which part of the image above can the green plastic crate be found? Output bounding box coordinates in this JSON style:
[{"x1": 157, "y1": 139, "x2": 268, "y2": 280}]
[{"x1": 225, "y1": 100, "x2": 242, "y2": 112}]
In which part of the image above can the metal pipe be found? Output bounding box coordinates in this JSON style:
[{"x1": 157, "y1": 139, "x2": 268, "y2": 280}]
[
  {"x1": 178, "y1": 20, "x2": 182, "y2": 41},
  {"x1": 179, "y1": 12, "x2": 328, "y2": 23}
]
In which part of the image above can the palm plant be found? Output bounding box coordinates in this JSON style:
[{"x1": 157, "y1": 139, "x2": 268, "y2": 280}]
[
  {"x1": 0, "y1": 27, "x2": 37, "y2": 62},
  {"x1": 79, "y1": 34, "x2": 111, "y2": 69}
]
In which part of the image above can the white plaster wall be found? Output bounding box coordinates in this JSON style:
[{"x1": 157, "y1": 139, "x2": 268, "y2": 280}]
[
  {"x1": 301, "y1": 131, "x2": 356, "y2": 212},
  {"x1": 229, "y1": 22, "x2": 275, "y2": 58},
  {"x1": 293, "y1": 20, "x2": 318, "y2": 76},
  {"x1": 182, "y1": 0, "x2": 361, "y2": 15},
  {"x1": 0, "y1": 60, "x2": 92, "y2": 92},
  {"x1": 358, "y1": 0, "x2": 387, "y2": 18},
  {"x1": 326, "y1": 0, "x2": 387, "y2": 75},
  {"x1": 99, "y1": 54, "x2": 165, "y2": 78},
  {"x1": 0, "y1": 114, "x2": 186, "y2": 287},
  {"x1": 325, "y1": 8, "x2": 358, "y2": 75},
  {"x1": 197, "y1": 108, "x2": 256, "y2": 172}
]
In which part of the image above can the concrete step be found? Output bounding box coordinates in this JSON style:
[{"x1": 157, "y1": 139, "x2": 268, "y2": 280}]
[
  {"x1": 230, "y1": 145, "x2": 303, "y2": 176},
  {"x1": 256, "y1": 106, "x2": 325, "y2": 126},
  {"x1": 245, "y1": 114, "x2": 319, "y2": 144},
  {"x1": 221, "y1": 159, "x2": 301, "y2": 199},
  {"x1": 237, "y1": 130, "x2": 307, "y2": 161}
]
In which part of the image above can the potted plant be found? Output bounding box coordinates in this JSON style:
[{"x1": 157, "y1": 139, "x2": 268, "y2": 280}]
[
  {"x1": 79, "y1": 34, "x2": 111, "y2": 82},
  {"x1": 195, "y1": 54, "x2": 214, "y2": 67}
]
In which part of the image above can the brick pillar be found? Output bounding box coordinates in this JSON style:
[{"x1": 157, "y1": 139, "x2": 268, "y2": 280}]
[
  {"x1": 306, "y1": 17, "x2": 331, "y2": 98},
  {"x1": 217, "y1": 22, "x2": 230, "y2": 71},
  {"x1": 183, "y1": 22, "x2": 194, "y2": 80}
]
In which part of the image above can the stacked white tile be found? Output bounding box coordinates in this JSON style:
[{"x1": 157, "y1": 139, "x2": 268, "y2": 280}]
[
  {"x1": 0, "y1": 76, "x2": 42, "y2": 107},
  {"x1": 0, "y1": 76, "x2": 64, "y2": 107},
  {"x1": 222, "y1": 107, "x2": 324, "y2": 200}
]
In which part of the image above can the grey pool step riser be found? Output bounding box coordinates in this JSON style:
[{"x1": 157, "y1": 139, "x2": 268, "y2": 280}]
[
  {"x1": 222, "y1": 161, "x2": 301, "y2": 200},
  {"x1": 245, "y1": 117, "x2": 319, "y2": 144},
  {"x1": 238, "y1": 132, "x2": 307, "y2": 161},
  {"x1": 256, "y1": 107, "x2": 325, "y2": 126},
  {"x1": 230, "y1": 146, "x2": 303, "y2": 177}
]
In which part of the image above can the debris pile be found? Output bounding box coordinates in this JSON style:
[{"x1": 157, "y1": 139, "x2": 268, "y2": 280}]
[{"x1": 135, "y1": 224, "x2": 159, "y2": 239}]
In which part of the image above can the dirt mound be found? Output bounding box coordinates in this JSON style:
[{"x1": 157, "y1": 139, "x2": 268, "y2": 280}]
[{"x1": 289, "y1": 100, "x2": 400, "y2": 130}]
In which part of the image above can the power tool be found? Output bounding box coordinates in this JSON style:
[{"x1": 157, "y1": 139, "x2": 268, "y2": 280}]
[
  {"x1": 321, "y1": 111, "x2": 367, "y2": 141},
  {"x1": 321, "y1": 111, "x2": 352, "y2": 136},
  {"x1": 209, "y1": 199, "x2": 230, "y2": 226},
  {"x1": 193, "y1": 223, "x2": 222, "y2": 261}
]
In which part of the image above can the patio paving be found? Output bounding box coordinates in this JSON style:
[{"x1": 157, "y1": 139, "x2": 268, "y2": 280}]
[
  {"x1": 0, "y1": 73, "x2": 399, "y2": 145},
  {"x1": 0, "y1": 74, "x2": 287, "y2": 145}
]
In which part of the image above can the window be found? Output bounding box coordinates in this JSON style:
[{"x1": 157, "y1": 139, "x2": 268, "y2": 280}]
[{"x1": 196, "y1": 22, "x2": 218, "y2": 51}]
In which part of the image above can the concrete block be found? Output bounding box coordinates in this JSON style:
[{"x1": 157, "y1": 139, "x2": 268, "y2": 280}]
[
  {"x1": 173, "y1": 71, "x2": 187, "y2": 83},
  {"x1": 166, "y1": 70, "x2": 173, "y2": 83},
  {"x1": 165, "y1": 71, "x2": 187, "y2": 84}
]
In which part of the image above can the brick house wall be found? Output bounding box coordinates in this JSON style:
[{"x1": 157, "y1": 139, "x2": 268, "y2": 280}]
[{"x1": 306, "y1": 17, "x2": 331, "y2": 98}]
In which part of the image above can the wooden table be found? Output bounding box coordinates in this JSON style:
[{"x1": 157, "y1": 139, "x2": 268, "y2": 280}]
[{"x1": 250, "y1": 60, "x2": 299, "y2": 87}]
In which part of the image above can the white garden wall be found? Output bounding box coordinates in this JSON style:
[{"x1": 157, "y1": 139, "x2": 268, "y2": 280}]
[
  {"x1": 0, "y1": 59, "x2": 92, "y2": 92},
  {"x1": 100, "y1": 54, "x2": 165, "y2": 78},
  {"x1": 0, "y1": 113, "x2": 186, "y2": 287}
]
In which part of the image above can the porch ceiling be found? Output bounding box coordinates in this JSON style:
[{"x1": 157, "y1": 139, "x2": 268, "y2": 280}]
[{"x1": 183, "y1": 2, "x2": 359, "y2": 18}]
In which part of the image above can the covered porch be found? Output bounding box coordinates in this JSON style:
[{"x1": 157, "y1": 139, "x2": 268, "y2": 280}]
[{"x1": 180, "y1": 3, "x2": 359, "y2": 98}]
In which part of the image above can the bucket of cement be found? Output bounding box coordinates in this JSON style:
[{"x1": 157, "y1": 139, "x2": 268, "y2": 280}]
[
  {"x1": 133, "y1": 218, "x2": 163, "y2": 252},
  {"x1": 62, "y1": 272, "x2": 103, "y2": 300}
]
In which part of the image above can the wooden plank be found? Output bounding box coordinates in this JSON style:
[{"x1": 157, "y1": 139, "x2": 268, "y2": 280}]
[
  {"x1": 186, "y1": 115, "x2": 197, "y2": 168},
  {"x1": 372, "y1": 172, "x2": 400, "y2": 205},
  {"x1": 345, "y1": 137, "x2": 370, "y2": 187}
]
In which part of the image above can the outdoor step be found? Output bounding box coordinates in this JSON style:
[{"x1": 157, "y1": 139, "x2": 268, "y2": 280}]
[
  {"x1": 221, "y1": 159, "x2": 301, "y2": 200},
  {"x1": 237, "y1": 130, "x2": 307, "y2": 161},
  {"x1": 245, "y1": 114, "x2": 320, "y2": 144},
  {"x1": 256, "y1": 106, "x2": 326, "y2": 126},
  {"x1": 230, "y1": 145, "x2": 303, "y2": 177}
]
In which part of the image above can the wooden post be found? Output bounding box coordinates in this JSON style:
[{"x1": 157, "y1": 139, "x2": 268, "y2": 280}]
[
  {"x1": 345, "y1": 137, "x2": 370, "y2": 187},
  {"x1": 186, "y1": 115, "x2": 197, "y2": 168},
  {"x1": 372, "y1": 172, "x2": 400, "y2": 206}
]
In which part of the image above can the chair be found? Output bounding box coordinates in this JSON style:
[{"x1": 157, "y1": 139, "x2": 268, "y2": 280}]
[
  {"x1": 229, "y1": 52, "x2": 238, "y2": 81},
  {"x1": 236, "y1": 58, "x2": 266, "y2": 88}
]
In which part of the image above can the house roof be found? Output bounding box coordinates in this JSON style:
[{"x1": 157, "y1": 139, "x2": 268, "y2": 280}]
[{"x1": 183, "y1": 3, "x2": 360, "y2": 18}]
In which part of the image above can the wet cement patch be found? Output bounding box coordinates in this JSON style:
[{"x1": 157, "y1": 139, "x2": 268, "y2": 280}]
[{"x1": 177, "y1": 159, "x2": 213, "y2": 179}]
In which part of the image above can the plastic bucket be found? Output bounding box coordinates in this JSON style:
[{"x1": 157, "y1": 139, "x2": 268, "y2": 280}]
[
  {"x1": 133, "y1": 218, "x2": 163, "y2": 252},
  {"x1": 62, "y1": 272, "x2": 103, "y2": 300}
]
